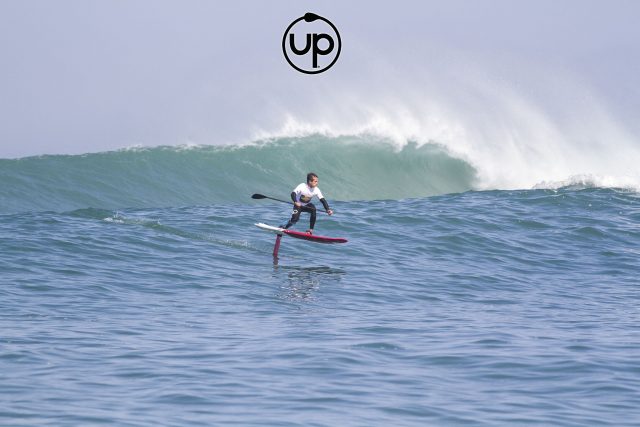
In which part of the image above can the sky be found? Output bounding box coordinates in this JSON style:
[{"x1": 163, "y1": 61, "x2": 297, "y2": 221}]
[{"x1": 1, "y1": 0, "x2": 639, "y2": 159}]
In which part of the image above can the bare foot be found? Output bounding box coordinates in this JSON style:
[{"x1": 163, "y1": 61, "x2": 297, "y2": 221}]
[{"x1": 306, "y1": 229, "x2": 313, "y2": 235}]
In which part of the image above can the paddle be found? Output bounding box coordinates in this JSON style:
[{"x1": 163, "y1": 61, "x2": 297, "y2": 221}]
[
  {"x1": 251, "y1": 193, "x2": 290, "y2": 204},
  {"x1": 251, "y1": 193, "x2": 333, "y2": 214}
]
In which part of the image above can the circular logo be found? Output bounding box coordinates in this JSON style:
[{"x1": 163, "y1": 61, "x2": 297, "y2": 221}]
[{"x1": 282, "y1": 13, "x2": 342, "y2": 74}]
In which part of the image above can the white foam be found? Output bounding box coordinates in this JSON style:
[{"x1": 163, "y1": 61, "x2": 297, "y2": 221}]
[
  {"x1": 252, "y1": 53, "x2": 640, "y2": 193},
  {"x1": 533, "y1": 174, "x2": 640, "y2": 192}
]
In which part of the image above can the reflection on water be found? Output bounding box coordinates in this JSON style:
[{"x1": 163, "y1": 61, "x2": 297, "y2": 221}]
[{"x1": 273, "y1": 265, "x2": 347, "y2": 301}]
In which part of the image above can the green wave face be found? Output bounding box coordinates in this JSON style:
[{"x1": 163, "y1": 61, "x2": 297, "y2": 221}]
[{"x1": 0, "y1": 135, "x2": 477, "y2": 214}]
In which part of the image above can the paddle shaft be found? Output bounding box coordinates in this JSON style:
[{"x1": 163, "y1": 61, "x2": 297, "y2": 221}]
[
  {"x1": 254, "y1": 194, "x2": 291, "y2": 204},
  {"x1": 252, "y1": 193, "x2": 332, "y2": 214}
]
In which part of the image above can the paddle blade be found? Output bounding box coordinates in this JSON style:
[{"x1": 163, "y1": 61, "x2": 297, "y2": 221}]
[{"x1": 251, "y1": 194, "x2": 267, "y2": 199}]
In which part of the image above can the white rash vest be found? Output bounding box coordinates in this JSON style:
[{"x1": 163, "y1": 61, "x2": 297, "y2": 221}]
[{"x1": 292, "y1": 183, "x2": 324, "y2": 205}]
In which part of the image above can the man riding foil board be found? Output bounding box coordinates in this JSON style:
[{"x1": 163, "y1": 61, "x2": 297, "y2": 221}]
[{"x1": 281, "y1": 172, "x2": 333, "y2": 234}]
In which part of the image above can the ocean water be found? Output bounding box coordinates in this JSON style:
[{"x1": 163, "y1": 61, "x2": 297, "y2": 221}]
[{"x1": 2, "y1": 138, "x2": 640, "y2": 426}]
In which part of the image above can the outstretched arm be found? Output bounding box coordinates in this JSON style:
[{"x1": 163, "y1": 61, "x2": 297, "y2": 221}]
[{"x1": 320, "y1": 198, "x2": 333, "y2": 215}]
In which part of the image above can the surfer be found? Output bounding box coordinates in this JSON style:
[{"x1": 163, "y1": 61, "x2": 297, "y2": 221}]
[{"x1": 281, "y1": 173, "x2": 333, "y2": 234}]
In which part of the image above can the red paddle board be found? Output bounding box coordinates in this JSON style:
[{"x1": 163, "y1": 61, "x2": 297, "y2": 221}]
[
  {"x1": 255, "y1": 223, "x2": 347, "y2": 244},
  {"x1": 282, "y1": 229, "x2": 347, "y2": 244}
]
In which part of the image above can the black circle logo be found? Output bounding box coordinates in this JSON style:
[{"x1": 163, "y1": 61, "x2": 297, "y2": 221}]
[{"x1": 282, "y1": 13, "x2": 341, "y2": 74}]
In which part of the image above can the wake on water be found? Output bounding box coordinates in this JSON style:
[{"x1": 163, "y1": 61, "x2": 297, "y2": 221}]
[{"x1": 0, "y1": 134, "x2": 638, "y2": 215}]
